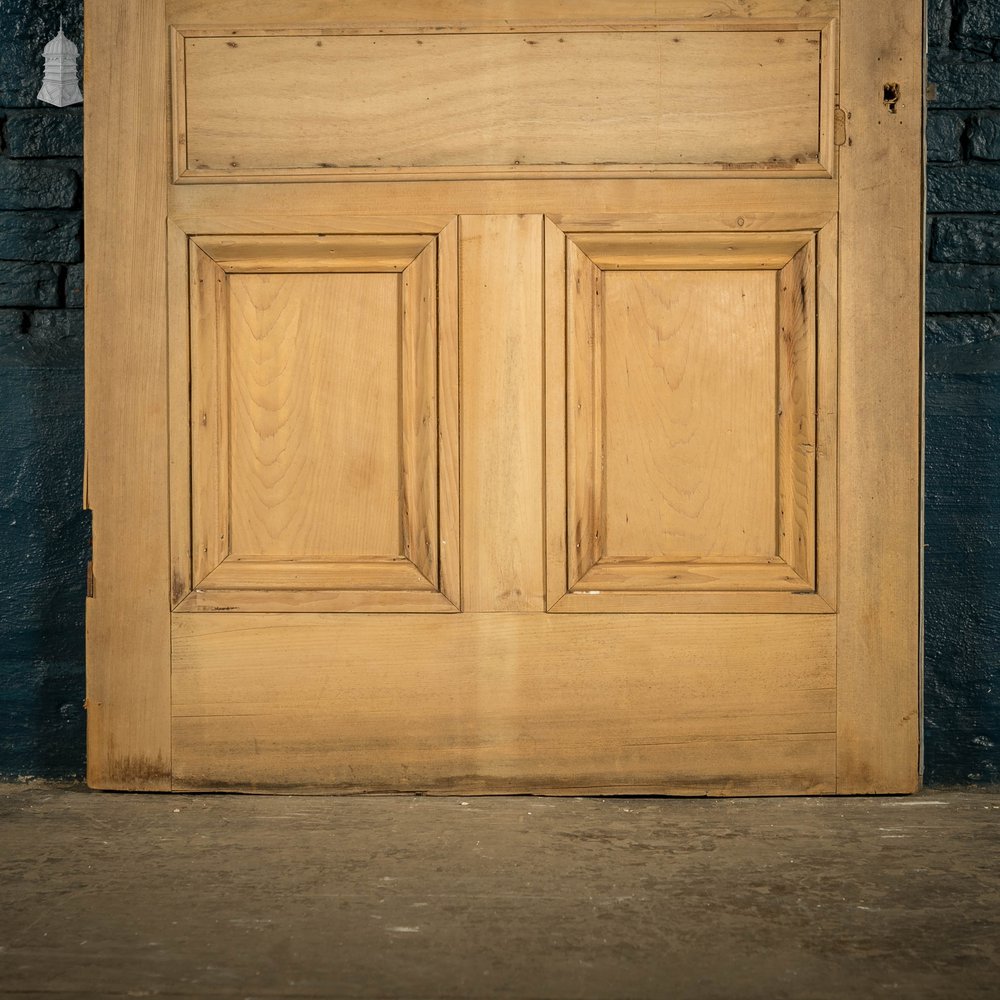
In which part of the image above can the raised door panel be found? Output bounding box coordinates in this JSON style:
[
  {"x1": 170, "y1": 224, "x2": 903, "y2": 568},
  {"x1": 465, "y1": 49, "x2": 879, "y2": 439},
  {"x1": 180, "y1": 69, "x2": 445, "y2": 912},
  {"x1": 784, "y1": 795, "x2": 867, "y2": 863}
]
[
  {"x1": 545, "y1": 223, "x2": 837, "y2": 613},
  {"x1": 226, "y1": 271, "x2": 402, "y2": 562},
  {"x1": 169, "y1": 2, "x2": 838, "y2": 182},
  {"x1": 172, "y1": 227, "x2": 460, "y2": 612},
  {"x1": 602, "y1": 268, "x2": 779, "y2": 561}
]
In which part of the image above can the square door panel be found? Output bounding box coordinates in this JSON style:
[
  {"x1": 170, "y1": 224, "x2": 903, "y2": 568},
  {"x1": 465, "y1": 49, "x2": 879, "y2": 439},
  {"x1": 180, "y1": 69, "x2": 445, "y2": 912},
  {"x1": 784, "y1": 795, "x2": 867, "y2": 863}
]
[
  {"x1": 545, "y1": 224, "x2": 837, "y2": 613},
  {"x1": 173, "y1": 230, "x2": 459, "y2": 612}
]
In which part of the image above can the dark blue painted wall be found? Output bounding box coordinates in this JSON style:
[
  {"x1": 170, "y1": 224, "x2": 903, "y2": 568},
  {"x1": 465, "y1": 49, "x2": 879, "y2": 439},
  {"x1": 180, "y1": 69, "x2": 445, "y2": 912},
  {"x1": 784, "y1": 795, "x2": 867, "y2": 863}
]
[
  {"x1": 0, "y1": 0, "x2": 86, "y2": 779},
  {"x1": 925, "y1": 0, "x2": 1000, "y2": 784},
  {"x1": 0, "y1": 1, "x2": 997, "y2": 784}
]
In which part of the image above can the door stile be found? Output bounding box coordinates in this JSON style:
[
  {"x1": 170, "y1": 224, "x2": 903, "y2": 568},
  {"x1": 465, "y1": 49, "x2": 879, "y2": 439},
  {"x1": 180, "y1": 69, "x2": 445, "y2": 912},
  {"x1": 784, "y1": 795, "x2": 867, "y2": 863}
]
[
  {"x1": 835, "y1": 0, "x2": 923, "y2": 792},
  {"x1": 85, "y1": 0, "x2": 173, "y2": 789}
]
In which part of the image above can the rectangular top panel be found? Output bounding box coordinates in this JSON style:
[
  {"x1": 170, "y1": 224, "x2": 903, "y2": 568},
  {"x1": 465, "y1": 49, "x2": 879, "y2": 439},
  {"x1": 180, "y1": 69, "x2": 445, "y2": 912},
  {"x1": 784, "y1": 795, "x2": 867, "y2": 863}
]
[{"x1": 174, "y1": 24, "x2": 833, "y2": 181}]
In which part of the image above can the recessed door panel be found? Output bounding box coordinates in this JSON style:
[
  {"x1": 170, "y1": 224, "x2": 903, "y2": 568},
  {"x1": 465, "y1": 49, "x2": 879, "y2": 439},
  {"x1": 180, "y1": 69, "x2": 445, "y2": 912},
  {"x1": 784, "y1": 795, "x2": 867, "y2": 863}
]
[
  {"x1": 177, "y1": 229, "x2": 460, "y2": 612},
  {"x1": 546, "y1": 226, "x2": 835, "y2": 613},
  {"x1": 174, "y1": 24, "x2": 834, "y2": 180}
]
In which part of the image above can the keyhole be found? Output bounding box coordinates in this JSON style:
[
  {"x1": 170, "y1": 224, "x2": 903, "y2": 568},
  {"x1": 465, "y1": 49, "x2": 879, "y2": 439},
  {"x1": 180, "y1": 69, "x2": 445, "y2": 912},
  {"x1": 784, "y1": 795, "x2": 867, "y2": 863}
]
[{"x1": 883, "y1": 83, "x2": 900, "y2": 114}]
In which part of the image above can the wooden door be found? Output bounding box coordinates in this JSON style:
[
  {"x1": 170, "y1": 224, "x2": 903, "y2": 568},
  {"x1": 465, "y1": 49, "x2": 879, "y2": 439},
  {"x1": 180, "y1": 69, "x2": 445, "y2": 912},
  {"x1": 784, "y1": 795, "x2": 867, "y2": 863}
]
[{"x1": 84, "y1": 0, "x2": 923, "y2": 794}]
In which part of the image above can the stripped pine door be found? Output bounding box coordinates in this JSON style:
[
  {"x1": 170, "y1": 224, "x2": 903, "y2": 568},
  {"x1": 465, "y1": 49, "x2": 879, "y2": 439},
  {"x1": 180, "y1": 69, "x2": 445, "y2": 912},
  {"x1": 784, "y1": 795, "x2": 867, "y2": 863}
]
[{"x1": 85, "y1": 0, "x2": 923, "y2": 794}]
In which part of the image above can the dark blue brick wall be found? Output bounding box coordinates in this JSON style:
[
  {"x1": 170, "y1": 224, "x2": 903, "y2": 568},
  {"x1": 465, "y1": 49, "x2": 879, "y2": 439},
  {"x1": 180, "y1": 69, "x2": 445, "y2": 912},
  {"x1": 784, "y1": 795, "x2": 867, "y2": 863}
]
[
  {"x1": 0, "y1": 0, "x2": 86, "y2": 779},
  {"x1": 0, "y1": 2, "x2": 997, "y2": 784},
  {"x1": 926, "y1": 0, "x2": 1000, "y2": 785}
]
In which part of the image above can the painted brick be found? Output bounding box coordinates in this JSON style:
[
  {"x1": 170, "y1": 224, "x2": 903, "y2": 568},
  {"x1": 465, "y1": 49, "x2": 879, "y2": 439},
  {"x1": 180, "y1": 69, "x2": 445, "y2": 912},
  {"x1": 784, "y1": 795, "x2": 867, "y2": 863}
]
[
  {"x1": 0, "y1": 364, "x2": 86, "y2": 779},
  {"x1": 927, "y1": 112, "x2": 966, "y2": 162},
  {"x1": 0, "y1": 158, "x2": 76, "y2": 210},
  {"x1": 0, "y1": 663, "x2": 85, "y2": 780},
  {"x1": 27, "y1": 310, "x2": 82, "y2": 365},
  {"x1": 926, "y1": 314, "x2": 1000, "y2": 374},
  {"x1": 930, "y1": 57, "x2": 1000, "y2": 108},
  {"x1": 0, "y1": 0, "x2": 83, "y2": 44},
  {"x1": 926, "y1": 371, "x2": 1000, "y2": 420},
  {"x1": 927, "y1": 312, "x2": 1000, "y2": 347},
  {"x1": 927, "y1": 263, "x2": 1000, "y2": 312},
  {"x1": 64, "y1": 262, "x2": 82, "y2": 307},
  {"x1": 0, "y1": 308, "x2": 25, "y2": 339},
  {"x1": 0, "y1": 211, "x2": 80, "y2": 263},
  {"x1": 924, "y1": 388, "x2": 1000, "y2": 785},
  {"x1": 4, "y1": 109, "x2": 82, "y2": 157},
  {"x1": 927, "y1": 340, "x2": 1000, "y2": 376},
  {"x1": 0, "y1": 367, "x2": 86, "y2": 574},
  {"x1": 928, "y1": 0, "x2": 952, "y2": 49},
  {"x1": 0, "y1": 262, "x2": 60, "y2": 308},
  {"x1": 0, "y1": 309, "x2": 82, "y2": 368},
  {"x1": 931, "y1": 216, "x2": 1000, "y2": 264},
  {"x1": 927, "y1": 163, "x2": 1000, "y2": 212},
  {"x1": 957, "y1": 2, "x2": 1000, "y2": 46},
  {"x1": 0, "y1": 0, "x2": 82, "y2": 34},
  {"x1": 969, "y1": 114, "x2": 1000, "y2": 159}
]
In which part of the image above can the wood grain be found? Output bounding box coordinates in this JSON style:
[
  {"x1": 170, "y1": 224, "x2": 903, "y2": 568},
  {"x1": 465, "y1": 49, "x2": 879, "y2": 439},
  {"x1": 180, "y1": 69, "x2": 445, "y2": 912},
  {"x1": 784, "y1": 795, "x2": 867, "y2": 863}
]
[
  {"x1": 168, "y1": 179, "x2": 839, "y2": 223},
  {"x1": 815, "y1": 217, "x2": 839, "y2": 609},
  {"x1": 461, "y1": 216, "x2": 546, "y2": 612},
  {"x1": 776, "y1": 239, "x2": 817, "y2": 586},
  {"x1": 578, "y1": 558, "x2": 808, "y2": 592},
  {"x1": 552, "y1": 224, "x2": 829, "y2": 609},
  {"x1": 836, "y1": 0, "x2": 922, "y2": 793},
  {"x1": 179, "y1": 228, "x2": 458, "y2": 612},
  {"x1": 572, "y1": 231, "x2": 812, "y2": 269},
  {"x1": 195, "y1": 234, "x2": 433, "y2": 272},
  {"x1": 401, "y1": 243, "x2": 439, "y2": 584},
  {"x1": 199, "y1": 558, "x2": 434, "y2": 591},
  {"x1": 175, "y1": 589, "x2": 459, "y2": 614},
  {"x1": 171, "y1": 612, "x2": 836, "y2": 795},
  {"x1": 549, "y1": 590, "x2": 834, "y2": 614},
  {"x1": 174, "y1": 215, "x2": 455, "y2": 236},
  {"x1": 544, "y1": 218, "x2": 569, "y2": 608},
  {"x1": 189, "y1": 247, "x2": 231, "y2": 582},
  {"x1": 166, "y1": 0, "x2": 840, "y2": 28},
  {"x1": 601, "y1": 269, "x2": 777, "y2": 560},
  {"x1": 179, "y1": 30, "x2": 823, "y2": 178},
  {"x1": 551, "y1": 208, "x2": 838, "y2": 233},
  {"x1": 227, "y1": 271, "x2": 401, "y2": 560},
  {"x1": 90, "y1": 1, "x2": 921, "y2": 797},
  {"x1": 168, "y1": 221, "x2": 193, "y2": 607},
  {"x1": 817, "y1": 19, "x2": 839, "y2": 175},
  {"x1": 566, "y1": 239, "x2": 603, "y2": 584},
  {"x1": 436, "y1": 220, "x2": 462, "y2": 607},
  {"x1": 85, "y1": 1, "x2": 171, "y2": 789}
]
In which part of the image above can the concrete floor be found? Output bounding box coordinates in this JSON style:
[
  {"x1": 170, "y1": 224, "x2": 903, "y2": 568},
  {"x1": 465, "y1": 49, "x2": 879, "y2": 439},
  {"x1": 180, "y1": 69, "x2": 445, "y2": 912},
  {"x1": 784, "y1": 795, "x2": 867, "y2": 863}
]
[{"x1": 1, "y1": 786, "x2": 998, "y2": 1000}]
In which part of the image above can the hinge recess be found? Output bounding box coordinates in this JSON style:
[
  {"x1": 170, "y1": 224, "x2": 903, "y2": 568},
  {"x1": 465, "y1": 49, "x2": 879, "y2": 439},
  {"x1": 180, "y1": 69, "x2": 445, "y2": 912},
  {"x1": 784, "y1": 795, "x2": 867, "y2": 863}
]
[
  {"x1": 834, "y1": 106, "x2": 848, "y2": 147},
  {"x1": 86, "y1": 559, "x2": 95, "y2": 599}
]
